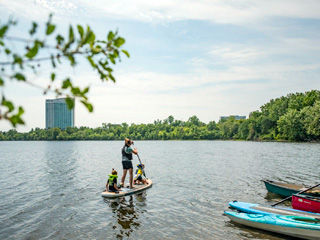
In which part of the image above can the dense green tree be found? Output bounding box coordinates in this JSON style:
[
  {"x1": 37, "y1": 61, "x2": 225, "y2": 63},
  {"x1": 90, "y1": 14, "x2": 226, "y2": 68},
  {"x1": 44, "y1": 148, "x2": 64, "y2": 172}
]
[
  {"x1": 277, "y1": 109, "x2": 306, "y2": 141},
  {"x1": 207, "y1": 121, "x2": 218, "y2": 131},
  {"x1": 167, "y1": 115, "x2": 174, "y2": 125},
  {"x1": 301, "y1": 101, "x2": 320, "y2": 140},
  {"x1": 237, "y1": 120, "x2": 250, "y2": 140},
  {"x1": 187, "y1": 115, "x2": 203, "y2": 127}
]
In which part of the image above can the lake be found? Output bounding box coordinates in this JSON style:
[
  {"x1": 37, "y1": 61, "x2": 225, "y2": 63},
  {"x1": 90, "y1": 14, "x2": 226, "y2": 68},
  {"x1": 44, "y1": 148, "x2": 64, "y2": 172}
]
[{"x1": 1, "y1": 141, "x2": 320, "y2": 239}]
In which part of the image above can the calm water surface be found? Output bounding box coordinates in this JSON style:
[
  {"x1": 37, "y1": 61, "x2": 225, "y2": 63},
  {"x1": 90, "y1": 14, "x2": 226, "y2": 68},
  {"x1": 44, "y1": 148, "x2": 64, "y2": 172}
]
[{"x1": 1, "y1": 141, "x2": 320, "y2": 239}]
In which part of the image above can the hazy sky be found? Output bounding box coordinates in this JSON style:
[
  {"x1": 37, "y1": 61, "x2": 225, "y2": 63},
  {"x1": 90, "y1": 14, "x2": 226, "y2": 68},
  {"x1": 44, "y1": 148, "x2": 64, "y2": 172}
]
[{"x1": 1, "y1": 0, "x2": 320, "y2": 132}]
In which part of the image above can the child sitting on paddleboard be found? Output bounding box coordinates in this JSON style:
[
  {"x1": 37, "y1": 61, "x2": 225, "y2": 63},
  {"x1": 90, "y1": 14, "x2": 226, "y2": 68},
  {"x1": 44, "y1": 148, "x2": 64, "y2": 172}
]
[
  {"x1": 133, "y1": 164, "x2": 147, "y2": 185},
  {"x1": 106, "y1": 169, "x2": 121, "y2": 192}
]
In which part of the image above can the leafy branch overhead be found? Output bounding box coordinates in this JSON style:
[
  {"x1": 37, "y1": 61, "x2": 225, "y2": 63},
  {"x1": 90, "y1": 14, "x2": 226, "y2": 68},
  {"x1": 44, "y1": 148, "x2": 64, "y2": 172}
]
[{"x1": 0, "y1": 14, "x2": 129, "y2": 127}]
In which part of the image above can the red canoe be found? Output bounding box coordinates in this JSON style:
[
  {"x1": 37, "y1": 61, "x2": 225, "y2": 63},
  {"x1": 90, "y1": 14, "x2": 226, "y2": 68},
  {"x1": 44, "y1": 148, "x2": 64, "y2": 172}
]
[{"x1": 292, "y1": 194, "x2": 320, "y2": 213}]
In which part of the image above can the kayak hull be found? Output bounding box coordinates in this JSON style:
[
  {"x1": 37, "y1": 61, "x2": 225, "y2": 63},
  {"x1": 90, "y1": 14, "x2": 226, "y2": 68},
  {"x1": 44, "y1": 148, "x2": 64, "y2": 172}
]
[
  {"x1": 225, "y1": 211, "x2": 320, "y2": 240},
  {"x1": 229, "y1": 201, "x2": 320, "y2": 218},
  {"x1": 263, "y1": 180, "x2": 320, "y2": 197},
  {"x1": 292, "y1": 194, "x2": 320, "y2": 213},
  {"x1": 101, "y1": 178, "x2": 152, "y2": 198}
]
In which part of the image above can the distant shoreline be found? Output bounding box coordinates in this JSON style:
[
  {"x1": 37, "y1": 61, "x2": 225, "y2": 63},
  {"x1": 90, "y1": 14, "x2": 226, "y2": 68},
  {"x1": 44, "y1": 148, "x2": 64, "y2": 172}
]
[
  {"x1": 1, "y1": 139, "x2": 319, "y2": 143},
  {"x1": 2, "y1": 90, "x2": 320, "y2": 143}
]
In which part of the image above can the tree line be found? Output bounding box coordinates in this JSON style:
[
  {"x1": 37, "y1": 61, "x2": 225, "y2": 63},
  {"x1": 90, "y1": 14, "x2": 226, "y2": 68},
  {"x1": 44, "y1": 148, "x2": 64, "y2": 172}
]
[{"x1": 1, "y1": 90, "x2": 320, "y2": 142}]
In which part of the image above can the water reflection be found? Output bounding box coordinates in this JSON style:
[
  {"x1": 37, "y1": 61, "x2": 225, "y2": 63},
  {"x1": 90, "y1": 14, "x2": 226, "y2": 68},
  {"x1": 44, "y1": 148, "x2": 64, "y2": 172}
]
[
  {"x1": 264, "y1": 192, "x2": 292, "y2": 207},
  {"x1": 103, "y1": 192, "x2": 148, "y2": 239},
  {"x1": 265, "y1": 192, "x2": 284, "y2": 201},
  {"x1": 135, "y1": 191, "x2": 147, "y2": 205}
]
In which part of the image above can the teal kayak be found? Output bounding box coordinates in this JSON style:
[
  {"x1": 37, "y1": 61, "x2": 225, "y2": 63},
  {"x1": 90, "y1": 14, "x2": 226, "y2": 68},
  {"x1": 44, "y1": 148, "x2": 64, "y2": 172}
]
[
  {"x1": 225, "y1": 211, "x2": 320, "y2": 240},
  {"x1": 229, "y1": 201, "x2": 320, "y2": 218},
  {"x1": 263, "y1": 180, "x2": 320, "y2": 197}
]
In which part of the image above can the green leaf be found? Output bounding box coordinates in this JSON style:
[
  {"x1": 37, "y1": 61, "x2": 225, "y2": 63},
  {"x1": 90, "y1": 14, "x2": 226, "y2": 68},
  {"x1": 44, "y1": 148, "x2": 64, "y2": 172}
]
[
  {"x1": 77, "y1": 25, "x2": 84, "y2": 39},
  {"x1": 51, "y1": 73, "x2": 55, "y2": 82},
  {"x1": 65, "y1": 97, "x2": 74, "y2": 109},
  {"x1": 92, "y1": 45, "x2": 102, "y2": 53},
  {"x1": 46, "y1": 24, "x2": 55, "y2": 35},
  {"x1": 83, "y1": 28, "x2": 95, "y2": 45},
  {"x1": 114, "y1": 49, "x2": 119, "y2": 58},
  {"x1": 81, "y1": 100, "x2": 93, "y2": 112},
  {"x1": 121, "y1": 49, "x2": 130, "y2": 58},
  {"x1": 98, "y1": 61, "x2": 112, "y2": 73},
  {"x1": 83, "y1": 31, "x2": 92, "y2": 44},
  {"x1": 96, "y1": 67, "x2": 106, "y2": 80},
  {"x1": 18, "y1": 106, "x2": 24, "y2": 115},
  {"x1": 25, "y1": 44, "x2": 39, "y2": 59},
  {"x1": 29, "y1": 22, "x2": 38, "y2": 35},
  {"x1": 109, "y1": 54, "x2": 115, "y2": 64},
  {"x1": 62, "y1": 79, "x2": 72, "y2": 89},
  {"x1": 2, "y1": 99, "x2": 14, "y2": 112},
  {"x1": 8, "y1": 106, "x2": 26, "y2": 126},
  {"x1": 71, "y1": 87, "x2": 81, "y2": 95},
  {"x1": 87, "y1": 56, "x2": 96, "y2": 68},
  {"x1": 109, "y1": 73, "x2": 116, "y2": 82},
  {"x1": 107, "y1": 31, "x2": 114, "y2": 41},
  {"x1": 0, "y1": 25, "x2": 8, "y2": 38},
  {"x1": 89, "y1": 31, "x2": 96, "y2": 44},
  {"x1": 0, "y1": 77, "x2": 3, "y2": 86},
  {"x1": 37, "y1": 40, "x2": 44, "y2": 48},
  {"x1": 13, "y1": 54, "x2": 23, "y2": 68},
  {"x1": 114, "y1": 37, "x2": 125, "y2": 47},
  {"x1": 83, "y1": 87, "x2": 89, "y2": 94},
  {"x1": 10, "y1": 115, "x2": 24, "y2": 127},
  {"x1": 69, "y1": 26, "x2": 74, "y2": 44},
  {"x1": 68, "y1": 55, "x2": 76, "y2": 66},
  {"x1": 14, "y1": 73, "x2": 26, "y2": 81},
  {"x1": 56, "y1": 35, "x2": 64, "y2": 45},
  {"x1": 5, "y1": 48, "x2": 11, "y2": 55}
]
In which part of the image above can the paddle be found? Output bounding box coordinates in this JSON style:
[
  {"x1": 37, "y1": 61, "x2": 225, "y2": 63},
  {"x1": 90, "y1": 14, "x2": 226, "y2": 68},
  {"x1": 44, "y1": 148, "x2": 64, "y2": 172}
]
[
  {"x1": 272, "y1": 183, "x2": 320, "y2": 207},
  {"x1": 137, "y1": 153, "x2": 147, "y2": 178},
  {"x1": 131, "y1": 141, "x2": 147, "y2": 178}
]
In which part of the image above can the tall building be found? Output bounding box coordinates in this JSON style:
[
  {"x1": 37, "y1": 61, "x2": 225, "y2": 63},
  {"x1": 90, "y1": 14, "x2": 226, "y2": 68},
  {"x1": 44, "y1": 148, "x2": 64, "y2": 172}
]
[{"x1": 46, "y1": 98, "x2": 74, "y2": 129}]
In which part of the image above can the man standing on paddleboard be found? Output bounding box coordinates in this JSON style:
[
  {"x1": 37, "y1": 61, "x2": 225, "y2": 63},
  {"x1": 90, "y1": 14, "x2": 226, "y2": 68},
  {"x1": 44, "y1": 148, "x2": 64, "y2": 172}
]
[{"x1": 121, "y1": 138, "x2": 138, "y2": 188}]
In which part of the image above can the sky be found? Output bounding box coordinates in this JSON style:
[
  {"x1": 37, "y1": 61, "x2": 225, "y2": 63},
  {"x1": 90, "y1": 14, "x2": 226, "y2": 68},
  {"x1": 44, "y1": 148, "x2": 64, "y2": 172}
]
[{"x1": 1, "y1": 0, "x2": 320, "y2": 132}]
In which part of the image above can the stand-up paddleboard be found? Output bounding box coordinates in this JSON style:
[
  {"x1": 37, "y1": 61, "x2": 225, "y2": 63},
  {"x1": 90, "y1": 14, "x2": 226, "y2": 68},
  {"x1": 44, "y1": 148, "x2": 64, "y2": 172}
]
[{"x1": 101, "y1": 178, "x2": 153, "y2": 198}]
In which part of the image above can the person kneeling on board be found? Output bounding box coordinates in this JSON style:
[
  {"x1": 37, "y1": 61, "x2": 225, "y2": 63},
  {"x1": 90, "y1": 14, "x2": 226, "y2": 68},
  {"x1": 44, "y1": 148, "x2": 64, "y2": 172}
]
[
  {"x1": 133, "y1": 164, "x2": 147, "y2": 185},
  {"x1": 106, "y1": 169, "x2": 121, "y2": 193}
]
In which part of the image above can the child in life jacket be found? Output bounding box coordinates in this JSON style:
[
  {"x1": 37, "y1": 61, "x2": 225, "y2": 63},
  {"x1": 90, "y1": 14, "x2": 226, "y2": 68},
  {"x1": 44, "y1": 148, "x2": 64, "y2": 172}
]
[
  {"x1": 106, "y1": 169, "x2": 121, "y2": 192},
  {"x1": 133, "y1": 164, "x2": 147, "y2": 185}
]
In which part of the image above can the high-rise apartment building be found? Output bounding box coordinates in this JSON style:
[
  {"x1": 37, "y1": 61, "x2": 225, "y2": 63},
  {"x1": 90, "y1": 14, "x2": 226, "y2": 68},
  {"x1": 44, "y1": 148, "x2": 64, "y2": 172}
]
[{"x1": 45, "y1": 98, "x2": 74, "y2": 129}]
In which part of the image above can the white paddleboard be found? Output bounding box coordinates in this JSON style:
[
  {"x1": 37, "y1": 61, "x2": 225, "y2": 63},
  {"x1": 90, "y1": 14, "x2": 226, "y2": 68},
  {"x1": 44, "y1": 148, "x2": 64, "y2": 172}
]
[{"x1": 101, "y1": 178, "x2": 153, "y2": 198}]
